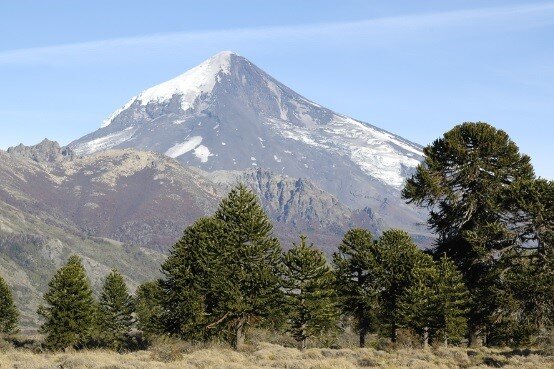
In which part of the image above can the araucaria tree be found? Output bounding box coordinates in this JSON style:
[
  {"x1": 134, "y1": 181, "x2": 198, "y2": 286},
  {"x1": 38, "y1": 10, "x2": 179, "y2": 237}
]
[
  {"x1": 160, "y1": 217, "x2": 224, "y2": 339},
  {"x1": 333, "y1": 228, "x2": 381, "y2": 347},
  {"x1": 38, "y1": 255, "x2": 96, "y2": 350},
  {"x1": 282, "y1": 236, "x2": 339, "y2": 349},
  {"x1": 210, "y1": 184, "x2": 283, "y2": 349},
  {"x1": 376, "y1": 229, "x2": 436, "y2": 343},
  {"x1": 135, "y1": 281, "x2": 164, "y2": 337},
  {"x1": 97, "y1": 270, "x2": 135, "y2": 350},
  {"x1": 432, "y1": 254, "x2": 470, "y2": 346},
  {"x1": 402, "y1": 122, "x2": 536, "y2": 345},
  {"x1": 0, "y1": 274, "x2": 19, "y2": 335},
  {"x1": 161, "y1": 184, "x2": 283, "y2": 349}
]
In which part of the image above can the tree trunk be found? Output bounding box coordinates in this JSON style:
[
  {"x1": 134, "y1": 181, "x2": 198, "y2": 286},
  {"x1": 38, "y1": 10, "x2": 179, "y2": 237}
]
[
  {"x1": 301, "y1": 337, "x2": 307, "y2": 350},
  {"x1": 423, "y1": 326, "x2": 429, "y2": 349},
  {"x1": 468, "y1": 327, "x2": 482, "y2": 348},
  {"x1": 391, "y1": 322, "x2": 397, "y2": 343},
  {"x1": 444, "y1": 331, "x2": 448, "y2": 348},
  {"x1": 359, "y1": 328, "x2": 366, "y2": 348},
  {"x1": 233, "y1": 317, "x2": 246, "y2": 350}
]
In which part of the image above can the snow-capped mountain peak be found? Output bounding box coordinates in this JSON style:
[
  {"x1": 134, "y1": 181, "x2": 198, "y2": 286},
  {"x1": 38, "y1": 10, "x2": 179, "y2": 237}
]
[
  {"x1": 71, "y1": 51, "x2": 424, "y2": 217},
  {"x1": 101, "y1": 51, "x2": 238, "y2": 128}
]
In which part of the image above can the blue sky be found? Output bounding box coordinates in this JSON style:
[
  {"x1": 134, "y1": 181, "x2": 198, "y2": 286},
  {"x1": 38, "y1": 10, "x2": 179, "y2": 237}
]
[{"x1": 1, "y1": 0, "x2": 553, "y2": 178}]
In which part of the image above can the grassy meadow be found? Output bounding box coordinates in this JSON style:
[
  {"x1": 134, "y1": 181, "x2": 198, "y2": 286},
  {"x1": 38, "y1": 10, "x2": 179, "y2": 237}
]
[{"x1": 1, "y1": 343, "x2": 552, "y2": 369}]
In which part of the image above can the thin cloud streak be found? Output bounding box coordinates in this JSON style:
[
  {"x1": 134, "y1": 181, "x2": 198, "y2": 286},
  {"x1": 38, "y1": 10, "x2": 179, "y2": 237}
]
[{"x1": 1, "y1": 2, "x2": 554, "y2": 65}]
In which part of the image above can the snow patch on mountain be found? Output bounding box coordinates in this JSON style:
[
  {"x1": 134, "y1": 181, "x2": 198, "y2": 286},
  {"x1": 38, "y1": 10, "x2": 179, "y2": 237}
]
[
  {"x1": 193, "y1": 145, "x2": 212, "y2": 162},
  {"x1": 165, "y1": 136, "x2": 203, "y2": 158},
  {"x1": 73, "y1": 127, "x2": 136, "y2": 155},
  {"x1": 273, "y1": 115, "x2": 422, "y2": 189}
]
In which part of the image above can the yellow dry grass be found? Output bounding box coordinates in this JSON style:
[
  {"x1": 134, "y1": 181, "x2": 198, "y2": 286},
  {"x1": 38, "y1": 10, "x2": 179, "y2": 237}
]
[{"x1": 0, "y1": 343, "x2": 552, "y2": 369}]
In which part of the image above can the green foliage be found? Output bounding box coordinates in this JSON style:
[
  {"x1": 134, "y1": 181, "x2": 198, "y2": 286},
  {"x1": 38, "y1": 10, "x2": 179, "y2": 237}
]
[
  {"x1": 135, "y1": 281, "x2": 164, "y2": 336},
  {"x1": 333, "y1": 228, "x2": 380, "y2": 347},
  {"x1": 38, "y1": 255, "x2": 96, "y2": 350},
  {"x1": 402, "y1": 122, "x2": 539, "y2": 344},
  {"x1": 160, "y1": 217, "x2": 224, "y2": 339},
  {"x1": 375, "y1": 229, "x2": 435, "y2": 342},
  {"x1": 97, "y1": 270, "x2": 135, "y2": 350},
  {"x1": 0, "y1": 274, "x2": 19, "y2": 335},
  {"x1": 282, "y1": 236, "x2": 339, "y2": 349},
  {"x1": 210, "y1": 184, "x2": 284, "y2": 348},
  {"x1": 160, "y1": 184, "x2": 283, "y2": 349},
  {"x1": 432, "y1": 254, "x2": 470, "y2": 345}
]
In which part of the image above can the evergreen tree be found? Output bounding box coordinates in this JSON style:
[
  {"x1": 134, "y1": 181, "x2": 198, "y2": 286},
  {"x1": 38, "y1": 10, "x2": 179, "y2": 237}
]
[
  {"x1": 210, "y1": 184, "x2": 283, "y2": 349},
  {"x1": 333, "y1": 228, "x2": 381, "y2": 347},
  {"x1": 402, "y1": 122, "x2": 535, "y2": 345},
  {"x1": 396, "y1": 274, "x2": 436, "y2": 348},
  {"x1": 160, "y1": 217, "x2": 225, "y2": 340},
  {"x1": 97, "y1": 270, "x2": 135, "y2": 350},
  {"x1": 502, "y1": 178, "x2": 554, "y2": 340},
  {"x1": 432, "y1": 254, "x2": 470, "y2": 346},
  {"x1": 0, "y1": 274, "x2": 19, "y2": 335},
  {"x1": 135, "y1": 281, "x2": 164, "y2": 336},
  {"x1": 160, "y1": 185, "x2": 283, "y2": 349},
  {"x1": 282, "y1": 236, "x2": 339, "y2": 349},
  {"x1": 38, "y1": 255, "x2": 96, "y2": 350},
  {"x1": 376, "y1": 229, "x2": 435, "y2": 343}
]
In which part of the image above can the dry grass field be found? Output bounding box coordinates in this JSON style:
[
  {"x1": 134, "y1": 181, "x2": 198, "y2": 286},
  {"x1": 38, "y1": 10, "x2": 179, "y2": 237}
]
[{"x1": 0, "y1": 342, "x2": 552, "y2": 369}]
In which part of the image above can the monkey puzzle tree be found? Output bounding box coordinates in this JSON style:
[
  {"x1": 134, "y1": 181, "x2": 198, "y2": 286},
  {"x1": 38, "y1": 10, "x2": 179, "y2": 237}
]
[
  {"x1": 333, "y1": 228, "x2": 381, "y2": 347},
  {"x1": 282, "y1": 236, "x2": 339, "y2": 349},
  {"x1": 402, "y1": 122, "x2": 535, "y2": 344}
]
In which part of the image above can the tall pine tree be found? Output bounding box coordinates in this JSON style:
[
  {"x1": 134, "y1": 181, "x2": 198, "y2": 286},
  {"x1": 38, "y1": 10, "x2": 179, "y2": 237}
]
[
  {"x1": 97, "y1": 270, "x2": 135, "y2": 350},
  {"x1": 160, "y1": 217, "x2": 224, "y2": 340},
  {"x1": 282, "y1": 236, "x2": 339, "y2": 349},
  {"x1": 402, "y1": 122, "x2": 535, "y2": 345},
  {"x1": 0, "y1": 274, "x2": 19, "y2": 335},
  {"x1": 333, "y1": 228, "x2": 381, "y2": 347},
  {"x1": 135, "y1": 281, "x2": 164, "y2": 336},
  {"x1": 160, "y1": 185, "x2": 283, "y2": 349},
  {"x1": 38, "y1": 255, "x2": 96, "y2": 350},
  {"x1": 376, "y1": 229, "x2": 435, "y2": 343},
  {"x1": 432, "y1": 254, "x2": 470, "y2": 346},
  {"x1": 210, "y1": 184, "x2": 284, "y2": 349}
]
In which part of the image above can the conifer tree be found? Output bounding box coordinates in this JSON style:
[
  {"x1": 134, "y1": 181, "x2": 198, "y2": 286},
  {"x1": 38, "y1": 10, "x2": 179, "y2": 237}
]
[
  {"x1": 433, "y1": 254, "x2": 470, "y2": 346},
  {"x1": 397, "y1": 275, "x2": 436, "y2": 348},
  {"x1": 376, "y1": 229, "x2": 434, "y2": 342},
  {"x1": 210, "y1": 184, "x2": 283, "y2": 349},
  {"x1": 97, "y1": 270, "x2": 134, "y2": 350},
  {"x1": 160, "y1": 217, "x2": 225, "y2": 339},
  {"x1": 38, "y1": 255, "x2": 96, "y2": 350},
  {"x1": 282, "y1": 236, "x2": 339, "y2": 349},
  {"x1": 333, "y1": 228, "x2": 381, "y2": 347},
  {"x1": 135, "y1": 281, "x2": 164, "y2": 336},
  {"x1": 0, "y1": 274, "x2": 19, "y2": 335},
  {"x1": 402, "y1": 122, "x2": 535, "y2": 344},
  {"x1": 502, "y1": 178, "x2": 554, "y2": 340}
]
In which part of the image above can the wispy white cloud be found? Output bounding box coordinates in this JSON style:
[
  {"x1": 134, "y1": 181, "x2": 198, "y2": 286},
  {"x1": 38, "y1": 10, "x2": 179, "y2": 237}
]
[{"x1": 0, "y1": 2, "x2": 553, "y2": 65}]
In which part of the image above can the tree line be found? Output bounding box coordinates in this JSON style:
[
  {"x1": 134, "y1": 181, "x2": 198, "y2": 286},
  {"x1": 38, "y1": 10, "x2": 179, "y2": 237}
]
[{"x1": 0, "y1": 122, "x2": 551, "y2": 351}]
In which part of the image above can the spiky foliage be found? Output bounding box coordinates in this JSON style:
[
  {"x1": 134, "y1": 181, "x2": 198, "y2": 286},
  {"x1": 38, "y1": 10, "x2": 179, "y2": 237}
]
[
  {"x1": 210, "y1": 184, "x2": 284, "y2": 349},
  {"x1": 160, "y1": 185, "x2": 283, "y2": 349},
  {"x1": 38, "y1": 255, "x2": 96, "y2": 350},
  {"x1": 333, "y1": 228, "x2": 381, "y2": 347},
  {"x1": 376, "y1": 229, "x2": 435, "y2": 342},
  {"x1": 135, "y1": 281, "x2": 164, "y2": 336},
  {"x1": 160, "y1": 217, "x2": 224, "y2": 340},
  {"x1": 433, "y1": 254, "x2": 470, "y2": 346},
  {"x1": 97, "y1": 270, "x2": 135, "y2": 350},
  {"x1": 502, "y1": 178, "x2": 554, "y2": 341},
  {"x1": 0, "y1": 275, "x2": 19, "y2": 335},
  {"x1": 282, "y1": 236, "x2": 339, "y2": 349},
  {"x1": 402, "y1": 122, "x2": 535, "y2": 343}
]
